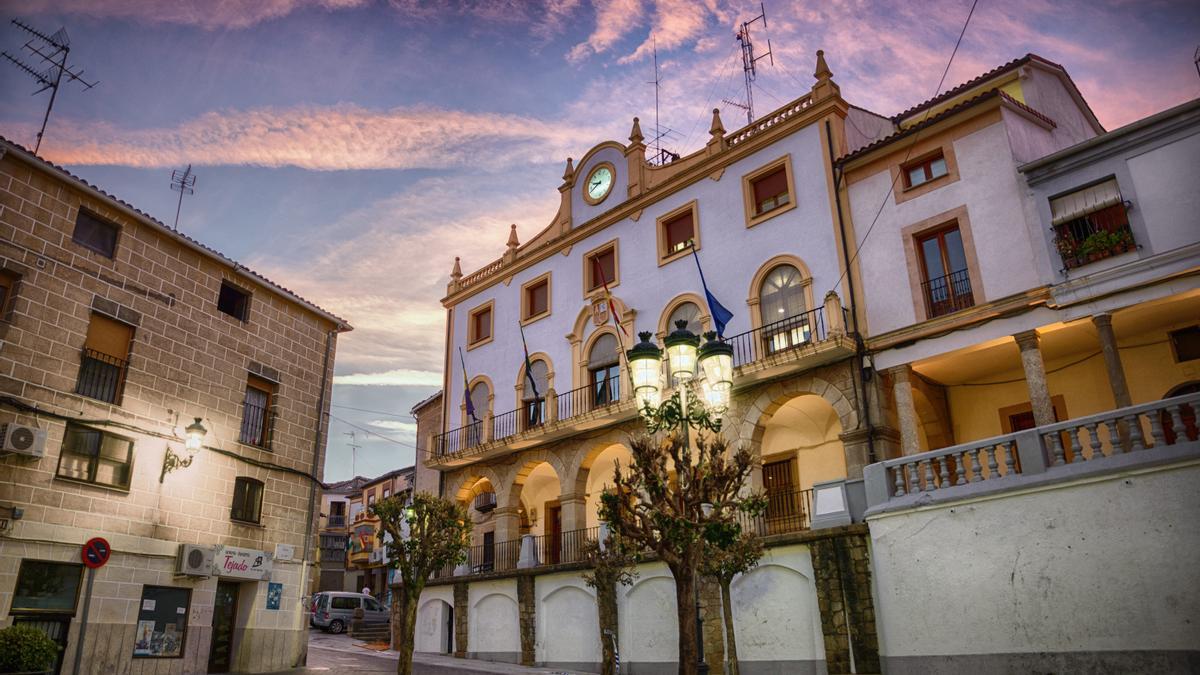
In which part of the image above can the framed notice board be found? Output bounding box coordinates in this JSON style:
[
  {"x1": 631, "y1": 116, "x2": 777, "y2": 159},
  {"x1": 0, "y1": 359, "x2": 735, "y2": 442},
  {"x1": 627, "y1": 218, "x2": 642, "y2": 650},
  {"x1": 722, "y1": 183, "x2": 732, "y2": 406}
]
[{"x1": 132, "y1": 586, "x2": 191, "y2": 658}]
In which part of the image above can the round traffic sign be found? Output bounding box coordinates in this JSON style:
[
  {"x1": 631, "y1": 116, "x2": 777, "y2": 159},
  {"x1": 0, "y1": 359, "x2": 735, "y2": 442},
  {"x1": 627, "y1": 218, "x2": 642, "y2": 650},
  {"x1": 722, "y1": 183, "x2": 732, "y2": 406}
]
[{"x1": 82, "y1": 537, "x2": 111, "y2": 569}]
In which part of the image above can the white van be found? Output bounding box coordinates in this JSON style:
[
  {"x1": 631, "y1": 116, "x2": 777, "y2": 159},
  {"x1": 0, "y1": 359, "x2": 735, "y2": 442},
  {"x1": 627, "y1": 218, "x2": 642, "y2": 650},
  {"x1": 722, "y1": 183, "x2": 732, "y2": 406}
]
[{"x1": 312, "y1": 592, "x2": 389, "y2": 634}]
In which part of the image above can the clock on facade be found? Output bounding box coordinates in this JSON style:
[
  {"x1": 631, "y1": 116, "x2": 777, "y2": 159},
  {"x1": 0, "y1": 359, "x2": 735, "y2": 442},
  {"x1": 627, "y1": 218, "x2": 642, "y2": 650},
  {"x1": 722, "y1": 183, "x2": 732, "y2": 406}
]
[{"x1": 584, "y1": 163, "x2": 614, "y2": 204}]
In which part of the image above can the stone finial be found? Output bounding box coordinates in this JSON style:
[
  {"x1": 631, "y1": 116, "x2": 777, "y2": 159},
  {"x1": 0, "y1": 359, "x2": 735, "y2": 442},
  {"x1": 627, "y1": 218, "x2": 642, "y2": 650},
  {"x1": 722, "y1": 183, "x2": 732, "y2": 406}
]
[
  {"x1": 629, "y1": 116, "x2": 645, "y2": 145},
  {"x1": 814, "y1": 49, "x2": 832, "y2": 81},
  {"x1": 709, "y1": 108, "x2": 726, "y2": 139},
  {"x1": 450, "y1": 256, "x2": 462, "y2": 283},
  {"x1": 507, "y1": 224, "x2": 520, "y2": 250},
  {"x1": 562, "y1": 157, "x2": 574, "y2": 182}
]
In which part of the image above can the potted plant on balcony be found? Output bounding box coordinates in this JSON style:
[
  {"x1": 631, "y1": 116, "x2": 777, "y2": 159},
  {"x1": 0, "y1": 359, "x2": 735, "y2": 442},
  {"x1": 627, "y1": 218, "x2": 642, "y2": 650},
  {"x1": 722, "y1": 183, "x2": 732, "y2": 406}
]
[
  {"x1": 1079, "y1": 230, "x2": 1119, "y2": 262},
  {"x1": 1053, "y1": 233, "x2": 1080, "y2": 266},
  {"x1": 0, "y1": 624, "x2": 58, "y2": 675}
]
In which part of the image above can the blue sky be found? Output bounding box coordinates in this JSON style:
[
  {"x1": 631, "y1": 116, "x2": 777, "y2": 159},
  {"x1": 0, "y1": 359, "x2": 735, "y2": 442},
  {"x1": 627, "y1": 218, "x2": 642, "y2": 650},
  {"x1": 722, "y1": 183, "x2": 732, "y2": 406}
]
[{"x1": 2, "y1": 0, "x2": 1197, "y2": 481}]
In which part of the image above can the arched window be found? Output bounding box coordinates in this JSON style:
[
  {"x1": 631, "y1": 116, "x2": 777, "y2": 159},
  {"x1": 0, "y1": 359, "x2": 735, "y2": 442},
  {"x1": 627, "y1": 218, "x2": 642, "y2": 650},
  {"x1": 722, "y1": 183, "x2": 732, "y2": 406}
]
[
  {"x1": 667, "y1": 301, "x2": 702, "y2": 335},
  {"x1": 759, "y1": 265, "x2": 810, "y2": 354},
  {"x1": 522, "y1": 359, "x2": 549, "y2": 428},
  {"x1": 588, "y1": 333, "x2": 621, "y2": 406},
  {"x1": 467, "y1": 381, "x2": 489, "y2": 446}
]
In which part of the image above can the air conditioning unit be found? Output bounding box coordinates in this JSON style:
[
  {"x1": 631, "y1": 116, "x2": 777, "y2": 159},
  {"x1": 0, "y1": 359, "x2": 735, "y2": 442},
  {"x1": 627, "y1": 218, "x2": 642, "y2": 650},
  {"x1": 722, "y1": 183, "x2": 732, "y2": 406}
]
[
  {"x1": 0, "y1": 424, "x2": 47, "y2": 458},
  {"x1": 177, "y1": 544, "x2": 214, "y2": 577},
  {"x1": 368, "y1": 549, "x2": 386, "y2": 565}
]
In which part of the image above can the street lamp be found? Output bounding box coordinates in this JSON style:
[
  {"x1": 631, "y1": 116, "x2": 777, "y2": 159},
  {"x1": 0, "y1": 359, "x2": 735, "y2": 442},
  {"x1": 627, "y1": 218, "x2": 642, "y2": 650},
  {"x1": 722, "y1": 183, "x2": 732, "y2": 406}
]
[
  {"x1": 184, "y1": 417, "x2": 208, "y2": 451},
  {"x1": 162, "y1": 417, "x2": 208, "y2": 482},
  {"x1": 627, "y1": 320, "x2": 733, "y2": 675}
]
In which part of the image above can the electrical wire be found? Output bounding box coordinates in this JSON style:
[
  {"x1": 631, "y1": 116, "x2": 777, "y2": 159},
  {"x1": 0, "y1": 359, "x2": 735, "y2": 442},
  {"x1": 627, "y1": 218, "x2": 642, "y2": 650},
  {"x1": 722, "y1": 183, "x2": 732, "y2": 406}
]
[
  {"x1": 944, "y1": 338, "x2": 1169, "y2": 387},
  {"x1": 326, "y1": 413, "x2": 419, "y2": 450},
  {"x1": 330, "y1": 403, "x2": 414, "y2": 419},
  {"x1": 825, "y1": 0, "x2": 980, "y2": 298},
  {"x1": 679, "y1": 42, "x2": 743, "y2": 152}
]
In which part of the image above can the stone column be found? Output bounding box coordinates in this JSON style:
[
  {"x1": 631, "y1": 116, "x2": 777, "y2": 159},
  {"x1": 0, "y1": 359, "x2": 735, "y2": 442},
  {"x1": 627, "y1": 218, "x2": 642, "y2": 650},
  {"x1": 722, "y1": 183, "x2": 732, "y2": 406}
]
[
  {"x1": 453, "y1": 582, "x2": 469, "y2": 658},
  {"x1": 1092, "y1": 313, "x2": 1132, "y2": 409},
  {"x1": 888, "y1": 365, "x2": 921, "y2": 456},
  {"x1": 1014, "y1": 330, "x2": 1055, "y2": 427},
  {"x1": 517, "y1": 575, "x2": 536, "y2": 666},
  {"x1": 492, "y1": 506, "x2": 521, "y2": 543},
  {"x1": 558, "y1": 492, "x2": 589, "y2": 533}
]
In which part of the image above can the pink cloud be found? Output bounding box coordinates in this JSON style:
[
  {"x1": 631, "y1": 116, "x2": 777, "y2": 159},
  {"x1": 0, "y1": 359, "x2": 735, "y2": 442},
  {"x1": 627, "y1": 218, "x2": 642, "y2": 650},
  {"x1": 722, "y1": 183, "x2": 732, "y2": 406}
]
[{"x1": 17, "y1": 0, "x2": 369, "y2": 30}]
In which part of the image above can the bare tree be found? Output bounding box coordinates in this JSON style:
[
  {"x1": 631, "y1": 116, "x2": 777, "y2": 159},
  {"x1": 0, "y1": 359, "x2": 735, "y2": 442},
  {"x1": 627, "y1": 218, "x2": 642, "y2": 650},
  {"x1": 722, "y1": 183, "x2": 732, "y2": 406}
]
[{"x1": 371, "y1": 492, "x2": 471, "y2": 675}]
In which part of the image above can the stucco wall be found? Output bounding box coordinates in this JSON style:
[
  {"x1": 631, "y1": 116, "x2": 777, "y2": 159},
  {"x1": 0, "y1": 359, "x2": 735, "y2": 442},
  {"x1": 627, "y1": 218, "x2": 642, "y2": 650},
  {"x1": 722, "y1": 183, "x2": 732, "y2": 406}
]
[
  {"x1": 868, "y1": 456, "x2": 1200, "y2": 673},
  {"x1": 535, "y1": 570, "x2": 601, "y2": 670},
  {"x1": 467, "y1": 578, "x2": 520, "y2": 662},
  {"x1": 1127, "y1": 130, "x2": 1200, "y2": 255},
  {"x1": 413, "y1": 585, "x2": 454, "y2": 654}
]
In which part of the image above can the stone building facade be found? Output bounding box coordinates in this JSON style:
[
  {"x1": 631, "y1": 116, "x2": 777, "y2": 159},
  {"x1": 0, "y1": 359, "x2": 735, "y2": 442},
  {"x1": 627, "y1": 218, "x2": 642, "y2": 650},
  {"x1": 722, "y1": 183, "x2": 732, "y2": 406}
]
[{"x1": 0, "y1": 138, "x2": 349, "y2": 674}]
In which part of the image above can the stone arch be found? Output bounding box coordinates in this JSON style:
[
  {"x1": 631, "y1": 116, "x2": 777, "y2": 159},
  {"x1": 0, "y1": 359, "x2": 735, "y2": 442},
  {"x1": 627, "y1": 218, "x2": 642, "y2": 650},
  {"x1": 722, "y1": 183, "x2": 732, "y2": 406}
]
[
  {"x1": 735, "y1": 375, "x2": 858, "y2": 450},
  {"x1": 746, "y1": 254, "x2": 817, "y2": 332},
  {"x1": 448, "y1": 466, "x2": 504, "y2": 505},
  {"x1": 657, "y1": 292, "x2": 711, "y2": 338},
  {"x1": 571, "y1": 436, "x2": 635, "y2": 529},
  {"x1": 730, "y1": 562, "x2": 810, "y2": 590},
  {"x1": 503, "y1": 449, "x2": 568, "y2": 535}
]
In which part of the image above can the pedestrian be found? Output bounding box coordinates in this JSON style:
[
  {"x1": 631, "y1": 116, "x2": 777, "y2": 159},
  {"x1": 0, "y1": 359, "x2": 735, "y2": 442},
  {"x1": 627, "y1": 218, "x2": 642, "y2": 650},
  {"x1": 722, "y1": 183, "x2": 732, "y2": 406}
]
[{"x1": 362, "y1": 585, "x2": 371, "y2": 597}]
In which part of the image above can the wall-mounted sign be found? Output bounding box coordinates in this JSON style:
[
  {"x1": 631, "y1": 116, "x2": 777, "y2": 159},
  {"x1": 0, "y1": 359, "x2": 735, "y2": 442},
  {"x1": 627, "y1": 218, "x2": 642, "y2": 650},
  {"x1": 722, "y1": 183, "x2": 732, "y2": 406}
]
[
  {"x1": 273, "y1": 543, "x2": 295, "y2": 562},
  {"x1": 266, "y1": 582, "x2": 283, "y2": 610},
  {"x1": 213, "y1": 546, "x2": 272, "y2": 580}
]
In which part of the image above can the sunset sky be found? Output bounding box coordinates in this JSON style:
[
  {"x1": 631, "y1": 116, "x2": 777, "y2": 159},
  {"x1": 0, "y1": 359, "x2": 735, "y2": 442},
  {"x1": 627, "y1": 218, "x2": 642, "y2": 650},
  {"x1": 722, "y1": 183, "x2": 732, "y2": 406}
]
[{"x1": 2, "y1": 0, "x2": 1197, "y2": 481}]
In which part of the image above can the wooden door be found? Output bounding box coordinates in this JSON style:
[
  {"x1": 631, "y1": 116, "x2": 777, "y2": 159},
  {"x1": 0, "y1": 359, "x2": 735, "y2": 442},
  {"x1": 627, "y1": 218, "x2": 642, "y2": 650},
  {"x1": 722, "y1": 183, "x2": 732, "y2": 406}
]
[{"x1": 546, "y1": 503, "x2": 562, "y2": 565}]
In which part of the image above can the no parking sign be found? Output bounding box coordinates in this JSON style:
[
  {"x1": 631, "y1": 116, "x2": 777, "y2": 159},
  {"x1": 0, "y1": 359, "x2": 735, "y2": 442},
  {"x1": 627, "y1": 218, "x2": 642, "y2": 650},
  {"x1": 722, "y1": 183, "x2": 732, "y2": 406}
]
[{"x1": 81, "y1": 537, "x2": 111, "y2": 569}]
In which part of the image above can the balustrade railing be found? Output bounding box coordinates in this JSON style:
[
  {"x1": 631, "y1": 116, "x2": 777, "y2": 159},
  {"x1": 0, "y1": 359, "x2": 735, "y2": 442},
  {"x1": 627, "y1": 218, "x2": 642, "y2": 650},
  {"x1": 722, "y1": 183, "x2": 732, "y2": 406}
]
[
  {"x1": 725, "y1": 306, "x2": 829, "y2": 368},
  {"x1": 871, "y1": 392, "x2": 1199, "y2": 503}
]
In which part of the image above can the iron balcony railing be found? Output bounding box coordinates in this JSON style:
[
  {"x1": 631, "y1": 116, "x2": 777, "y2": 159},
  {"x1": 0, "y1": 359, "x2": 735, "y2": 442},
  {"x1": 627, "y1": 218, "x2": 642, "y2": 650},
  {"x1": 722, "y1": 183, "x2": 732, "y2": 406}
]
[
  {"x1": 921, "y1": 268, "x2": 974, "y2": 318},
  {"x1": 433, "y1": 526, "x2": 601, "y2": 578},
  {"x1": 725, "y1": 305, "x2": 832, "y2": 367},
  {"x1": 737, "y1": 487, "x2": 813, "y2": 537},
  {"x1": 474, "y1": 492, "x2": 497, "y2": 512},
  {"x1": 1054, "y1": 203, "x2": 1135, "y2": 270},
  {"x1": 326, "y1": 514, "x2": 346, "y2": 528},
  {"x1": 75, "y1": 348, "x2": 127, "y2": 404},
  {"x1": 557, "y1": 373, "x2": 621, "y2": 421}
]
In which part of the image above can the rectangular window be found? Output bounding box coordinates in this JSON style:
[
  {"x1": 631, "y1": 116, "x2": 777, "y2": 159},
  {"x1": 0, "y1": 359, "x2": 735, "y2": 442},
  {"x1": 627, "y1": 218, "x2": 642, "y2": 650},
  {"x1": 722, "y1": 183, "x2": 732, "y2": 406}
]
[
  {"x1": 585, "y1": 244, "x2": 617, "y2": 292},
  {"x1": 12, "y1": 560, "x2": 83, "y2": 613},
  {"x1": 231, "y1": 477, "x2": 264, "y2": 524},
  {"x1": 1170, "y1": 326, "x2": 1200, "y2": 363},
  {"x1": 752, "y1": 167, "x2": 790, "y2": 215},
  {"x1": 664, "y1": 210, "x2": 694, "y2": 254},
  {"x1": 132, "y1": 586, "x2": 191, "y2": 658},
  {"x1": 468, "y1": 302, "x2": 493, "y2": 346},
  {"x1": 218, "y1": 281, "x2": 251, "y2": 321},
  {"x1": 72, "y1": 209, "x2": 119, "y2": 258},
  {"x1": 382, "y1": 487, "x2": 391, "y2": 499},
  {"x1": 239, "y1": 376, "x2": 274, "y2": 447},
  {"x1": 367, "y1": 493, "x2": 376, "y2": 507},
  {"x1": 903, "y1": 152, "x2": 949, "y2": 189},
  {"x1": 481, "y1": 531, "x2": 495, "y2": 572},
  {"x1": 77, "y1": 313, "x2": 133, "y2": 404},
  {"x1": 917, "y1": 224, "x2": 974, "y2": 318},
  {"x1": 0, "y1": 269, "x2": 20, "y2": 318},
  {"x1": 523, "y1": 276, "x2": 550, "y2": 321},
  {"x1": 1049, "y1": 178, "x2": 1134, "y2": 270},
  {"x1": 56, "y1": 423, "x2": 133, "y2": 489}
]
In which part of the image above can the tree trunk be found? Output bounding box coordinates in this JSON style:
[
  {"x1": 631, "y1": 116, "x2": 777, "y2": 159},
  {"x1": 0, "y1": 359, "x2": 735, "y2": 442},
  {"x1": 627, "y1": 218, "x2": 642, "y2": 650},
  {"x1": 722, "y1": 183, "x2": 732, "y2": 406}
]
[
  {"x1": 596, "y1": 577, "x2": 619, "y2": 675},
  {"x1": 395, "y1": 582, "x2": 421, "y2": 675},
  {"x1": 721, "y1": 578, "x2": 738, "y2": 675},
  {"x1": 670, "y1": 562, "x2": 700, "y2": 675}
]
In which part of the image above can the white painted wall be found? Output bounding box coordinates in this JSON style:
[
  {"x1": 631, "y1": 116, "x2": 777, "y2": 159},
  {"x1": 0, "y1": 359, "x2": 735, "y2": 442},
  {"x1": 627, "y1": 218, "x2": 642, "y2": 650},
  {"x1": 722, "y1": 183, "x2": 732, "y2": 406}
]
[
  {"x1": 468, "y1": 578, "x2": 520, "y2": 659},
  {"x1": 448, "y1": 123, "x2": 843, "y2": 426},
  {"x1": 1127, "y1": 131, "x2": 1200, "y2": 254},
  {"x1": 536, "y1": 571, "x2": 601, "y2": 667},
  {"x1": 618, "y1": 563, "x2": 680, "y2": 666},
  {"x1": 730, "y1": 546, "x2": 825, "y2": 664},
  {"x1": 414, "y1": 585, "x2": 455, "y2": 654},
  {"x1": 868, "y1": 458, "x2": 1200, "y2": 661}
]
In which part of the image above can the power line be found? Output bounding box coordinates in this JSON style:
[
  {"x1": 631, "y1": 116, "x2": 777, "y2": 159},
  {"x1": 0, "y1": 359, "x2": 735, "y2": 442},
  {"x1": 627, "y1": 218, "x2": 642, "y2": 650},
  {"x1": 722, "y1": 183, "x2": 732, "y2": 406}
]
[
  {"x1": 330, "y1": 403, "x2": 413, "y2": 418},
  {"x1": 680, "y1": 41, "x2": 741, "y2": 151},
  {"x1": 826, "y1": 0, "x2": 980, "y2": 298},
  {"x1": 327, "y1": 413, "x2": 419, "y2": 450}
]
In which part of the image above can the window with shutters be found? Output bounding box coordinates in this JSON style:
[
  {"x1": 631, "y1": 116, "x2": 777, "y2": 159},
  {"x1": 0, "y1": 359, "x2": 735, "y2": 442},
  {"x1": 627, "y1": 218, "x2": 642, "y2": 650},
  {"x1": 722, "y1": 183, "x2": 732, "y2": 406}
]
[
  {"x1": 583, "y1": 240, "x2": 619, "y2": 293},
  {"x1": 71, "y1": 209, "x2": 120, "y2": 258},
  {"x1": 742, "y1": 155, "x2": 797, "y2": 227},
  {"x1": 231, "y1": 477, "x2": 264, "y2": 524},
  {"x1": 656, "y1": 201, "x2": 699, "y2": 265},
  {"x1": 76, "y1": 313, "x2": 134, "y2": 404},
  {"x1": 520, "y1": 272, "x2": 551, "y2": 324},
  {"x1": 1048, "y1": 177, "x2": 1135, "y2": 270},
  {"x1": 467, "y1": 300, "x2": 494, "y2": 348},
  {"x1": 56, "y1": 423, "x2": 134, "y2": 489},
  {"x1": 239, "y1": 375, "x2": 275, "y2": 448}
]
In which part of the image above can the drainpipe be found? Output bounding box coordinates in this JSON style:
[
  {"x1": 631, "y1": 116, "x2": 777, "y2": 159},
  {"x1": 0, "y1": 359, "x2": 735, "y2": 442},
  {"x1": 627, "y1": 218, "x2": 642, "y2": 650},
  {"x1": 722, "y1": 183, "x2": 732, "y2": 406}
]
[{"x1": 825, "y1": 118, "x2": 877, "y2": 464}]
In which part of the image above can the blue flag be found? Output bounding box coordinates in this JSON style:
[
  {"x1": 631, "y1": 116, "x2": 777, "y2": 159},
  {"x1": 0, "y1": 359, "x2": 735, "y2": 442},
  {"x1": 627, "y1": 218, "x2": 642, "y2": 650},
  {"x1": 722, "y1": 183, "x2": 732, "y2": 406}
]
[
  {"x1": 459, "y1": 347, "x2": 477, "y2": 423},
  {"x1": 691, "y1": 247, "x2": 734, "y2": 337}
]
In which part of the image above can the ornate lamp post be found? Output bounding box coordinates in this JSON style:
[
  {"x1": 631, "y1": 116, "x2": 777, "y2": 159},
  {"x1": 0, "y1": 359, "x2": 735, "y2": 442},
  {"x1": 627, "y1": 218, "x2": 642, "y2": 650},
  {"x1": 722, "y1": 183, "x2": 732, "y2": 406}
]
[
  {"x1": 161, "y1": 417, "x2": 207, "y2": 482},
  {"x1": 626, "y1": 321, "x2": 733, "y2": 675}
]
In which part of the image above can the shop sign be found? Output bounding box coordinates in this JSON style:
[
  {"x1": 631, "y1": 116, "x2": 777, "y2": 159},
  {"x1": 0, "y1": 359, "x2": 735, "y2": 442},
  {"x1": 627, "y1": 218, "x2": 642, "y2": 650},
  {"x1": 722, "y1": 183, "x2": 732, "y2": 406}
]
[{"x1": 213, "y1": 546, "x2": 273, "y2": 580}]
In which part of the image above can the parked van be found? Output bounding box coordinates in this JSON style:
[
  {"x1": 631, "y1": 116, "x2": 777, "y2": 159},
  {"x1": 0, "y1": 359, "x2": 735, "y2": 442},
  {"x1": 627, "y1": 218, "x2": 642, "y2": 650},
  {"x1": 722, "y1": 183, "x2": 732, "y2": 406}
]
[{"x1": 312, "y1": 592, "x2": 389, "y2": 633}]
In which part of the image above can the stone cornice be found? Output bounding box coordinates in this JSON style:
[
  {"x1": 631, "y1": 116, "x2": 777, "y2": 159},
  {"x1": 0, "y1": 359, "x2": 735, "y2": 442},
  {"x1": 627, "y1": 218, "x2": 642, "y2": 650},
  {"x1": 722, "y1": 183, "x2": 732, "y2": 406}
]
[{"x1": 866, "y1": 287, "x2": 1052, "y2": 353}]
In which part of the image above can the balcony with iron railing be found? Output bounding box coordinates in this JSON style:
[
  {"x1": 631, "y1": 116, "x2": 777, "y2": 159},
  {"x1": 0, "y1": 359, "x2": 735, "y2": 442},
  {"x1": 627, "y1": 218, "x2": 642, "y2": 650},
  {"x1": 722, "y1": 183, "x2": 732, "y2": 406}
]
[
  {"x1": 76, "y1": 348, "x2": 128, "y2": 404},
  {"x1": 427, "y1": 303, "x2": 855, "y2": 469},
  {"x1": 921, "y1": 269, "x2": 975, "y2": 319},
  {"x1": 1052, "y1": 203, "x2": 1136, "y2": 271}
]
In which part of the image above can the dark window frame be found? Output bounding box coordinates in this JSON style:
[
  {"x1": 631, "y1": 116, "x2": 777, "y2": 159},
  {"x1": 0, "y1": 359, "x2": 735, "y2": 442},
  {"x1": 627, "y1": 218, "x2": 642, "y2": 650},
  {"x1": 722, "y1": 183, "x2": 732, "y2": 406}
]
[
  {"x1": 1169, "y1": 326, "x2": 1200, "y2": 363},
  {"x1": 524, "y1": 278, "x2": 550, "y2": 320},
  {"x1": 239, "y1": 377, "x2": 274, "y2": 448},
  {"x1": 217, "y1": 281, "x2": 252, "y2": 322},
  {"x1": 468, "y1": 303, "x2": 493, "y2": 345},
  {"x1": 586, "y1": 245, "x2": 617, "y2": 292},
  {"x1": 71, "y1": 208, "x2": 120, "y2": 258},
  {"x1": 902, "y1": 151, "x2": 949, "y2": 189},
  {"x1": 751, "y1": 166, "x2": 791, "y2": 215},
  {"x1": 230, "y1": 477, "x2": 265, "y2": 524},
  {"x1": 0, "y1": 268, "x2": 21, "y2": 319},
  {"x1": 916, "y1": 223, "x2": 975, "y2": 318},
  {"x1": 11, "y1": 559, "x2": 84, "y2": 614},
  {"x1": 132, "y1": 585, "x2": 192, "y2": 659},
  {"x1": 55, "y1": 423, "x2": 134, "y2": 490}
]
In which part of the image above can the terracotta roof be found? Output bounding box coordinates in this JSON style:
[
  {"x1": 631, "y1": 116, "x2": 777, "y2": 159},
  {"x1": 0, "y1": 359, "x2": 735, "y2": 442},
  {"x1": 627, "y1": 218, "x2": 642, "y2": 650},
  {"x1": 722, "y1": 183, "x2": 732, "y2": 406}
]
[
  {"x1": 837, "y1": 89, "x2": 1056, "y2": 165},
  {"x1": 893, "y1": 53, "x2": 1055, "y2": 122},
  {"x1": 0, "y1": 136, "x2": 351, "y2": 330}
]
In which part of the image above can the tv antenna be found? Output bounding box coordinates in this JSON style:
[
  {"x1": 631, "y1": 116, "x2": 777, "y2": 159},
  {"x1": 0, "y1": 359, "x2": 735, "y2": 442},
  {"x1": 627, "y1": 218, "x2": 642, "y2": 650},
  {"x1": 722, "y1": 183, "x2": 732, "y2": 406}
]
[
  {"x1": 345, "y1": 431, "x2": 361, "y2": 477},
  {"x1": 169, "y1": 165, "x2": 196, "y2": 231},
  {"x1": 646, "y1": 37, "x2": 681, "y2": 165},
  {"x1": 723, "y1": 3, "x2": 773, "y2": 125},
  {"x1": 1, "y1": 20, "x2": 98, "y2": 154}
]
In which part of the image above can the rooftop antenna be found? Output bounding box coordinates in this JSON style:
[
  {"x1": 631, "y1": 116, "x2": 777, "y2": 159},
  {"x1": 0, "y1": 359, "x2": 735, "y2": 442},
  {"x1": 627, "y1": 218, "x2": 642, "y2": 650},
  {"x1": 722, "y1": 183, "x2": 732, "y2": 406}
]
[
  {"x1": 344, "y1": 431, "x2": 360, "y2": 478},
  {"x1": 646, "y1": 37, "x2": 681, "y2": 165},
  {"x1": 1, "y1": 20, "x2": 98, "y2": 154},
  {"x1": 169, "y1": 165, "x2": 196, "y2": 231},
  {"x1": 724, "y1": 3, "x2": 774, "y2": 125}
]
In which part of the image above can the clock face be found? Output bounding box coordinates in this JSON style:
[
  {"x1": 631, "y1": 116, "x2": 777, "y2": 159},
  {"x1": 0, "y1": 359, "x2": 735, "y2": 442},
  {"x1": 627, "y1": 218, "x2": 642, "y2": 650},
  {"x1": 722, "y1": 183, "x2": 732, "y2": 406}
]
[{"x1": 585, "y1": 165, "x2": 613, "y2": 203}]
